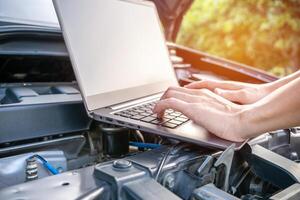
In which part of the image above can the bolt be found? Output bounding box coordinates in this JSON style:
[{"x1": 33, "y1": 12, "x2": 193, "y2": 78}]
[
  {"x1": 290, "y1": 152, "x2": 299, "y2": 161},
  {"x1": 164, "y1": 173, "x2": 175, "y2": 190}
]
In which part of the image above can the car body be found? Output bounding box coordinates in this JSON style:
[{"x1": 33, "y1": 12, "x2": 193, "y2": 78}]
[{"x1": 0, "y1": 1, "x2": 299, "y2": 200}]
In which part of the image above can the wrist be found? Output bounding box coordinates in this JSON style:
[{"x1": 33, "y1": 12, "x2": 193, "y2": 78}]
[{"x1": 235, "y1": 105, "x2": 259, "y2": 140}]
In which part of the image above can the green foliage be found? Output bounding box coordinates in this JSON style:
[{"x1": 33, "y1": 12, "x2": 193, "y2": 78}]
[{"x1": 177, "y1": 0, "x2": 300, "y2": 76}]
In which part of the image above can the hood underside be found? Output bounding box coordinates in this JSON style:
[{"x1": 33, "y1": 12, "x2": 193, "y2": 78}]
[
  {"x1": 151, "y1": 0, "x2": 194, "y2": 41},
  {"x1": 0, "y1": 0, "x2": 193, "y2": 41}
]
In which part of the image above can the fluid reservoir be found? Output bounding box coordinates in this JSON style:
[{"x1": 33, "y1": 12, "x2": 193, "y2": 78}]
[{"x1": 99, "y1": 124, "x2": 129, "y2": 157}]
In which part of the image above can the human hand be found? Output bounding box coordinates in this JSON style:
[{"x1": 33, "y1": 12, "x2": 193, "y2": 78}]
[
  {"x1": 153, "y1": 86, "x2": 248, "y2": 142},
  {"x1": 185, "y1": 80, "x2": 272, "y2": 104}
]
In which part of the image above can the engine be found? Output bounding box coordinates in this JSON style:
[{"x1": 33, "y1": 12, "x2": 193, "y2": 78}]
[{"x1": 0, "y1": 122, "x2": 300, "y2": 200}]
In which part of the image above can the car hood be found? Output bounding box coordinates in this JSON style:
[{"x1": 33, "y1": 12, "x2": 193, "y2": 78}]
[{"x1": 0, "y1": 0, "x2": 193, "y2": 41}]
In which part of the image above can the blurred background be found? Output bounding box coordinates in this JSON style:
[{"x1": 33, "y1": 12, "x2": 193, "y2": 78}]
[{"x1": 176, "y1": 0, "x2": 300, "y2": 77}]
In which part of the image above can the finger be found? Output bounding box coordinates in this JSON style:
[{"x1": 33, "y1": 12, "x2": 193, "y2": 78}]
[
  {"x1": 184, "y1": 80, "x2": 216, "y2": 90},
  {"x1": 214, "y1": 88, "x2": 246, "y2": 104},
  {"x1": 185, "y1": 80, "x2": 244, "y2": 90},
  {"x1": 195, "y1": 88, "x2": 234, "y2": 104},
  {"x1": 161, "y1": 90, "x2": 202, "y2": 103},
  {"x1": 162, "y1": 87, "x2": 224, "y2": 107},
  {"x1": 162, "y1": 86, "x2": 202, "y2": 99},
  {"x1": 153, "y1": 98, "x2": 191, "y2": 118},
  {"x1": 164, "y1": 87, "x2": 238, "y2": 109}
]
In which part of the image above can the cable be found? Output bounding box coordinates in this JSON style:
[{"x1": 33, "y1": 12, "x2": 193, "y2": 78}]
[
  {"x1": 129, "y1": 142, "x2": 160, "y2": 149},
  {"x1": 29, "y1": 154, "x2": 59, "y2": 175}
]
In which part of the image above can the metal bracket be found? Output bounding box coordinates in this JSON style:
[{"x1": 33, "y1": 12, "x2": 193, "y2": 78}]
[{"x1": 214, "y1": 144, "x2": 235, "y2": 192}]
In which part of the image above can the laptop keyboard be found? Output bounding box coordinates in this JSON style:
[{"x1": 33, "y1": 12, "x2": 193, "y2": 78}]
[{"x1": 114, "y1": 101, "x2": 189, "y2": 129}]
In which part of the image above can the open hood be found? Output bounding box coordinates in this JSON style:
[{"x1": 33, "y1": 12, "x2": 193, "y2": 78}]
[
  {"x1": 151, "y1": 0, "x2": 194, "y2": 41},
  {"x1": 0, "y1": 0, "x2": 193, "y2": 41}
]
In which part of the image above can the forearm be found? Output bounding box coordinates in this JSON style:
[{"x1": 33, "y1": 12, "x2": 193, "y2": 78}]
[
  {"x1": 240, "y1": 77, "x2": 300, "y2": 139},
  {"x1": 266, "y1": 70, "x2": 300, "y2": 91}
]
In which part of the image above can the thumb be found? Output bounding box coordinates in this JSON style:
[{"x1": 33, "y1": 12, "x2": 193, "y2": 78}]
[{"x1": 214, "y1": 88, "x2": 246, "y2": 104}]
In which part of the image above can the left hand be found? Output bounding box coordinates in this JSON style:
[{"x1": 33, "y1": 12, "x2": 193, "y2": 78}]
[
  {"x1": 185, "y1": 79, "x2": 272, "y2": 104},
  {"x1": 153, "y1": 86, "x2": 248, "y2": 142}
]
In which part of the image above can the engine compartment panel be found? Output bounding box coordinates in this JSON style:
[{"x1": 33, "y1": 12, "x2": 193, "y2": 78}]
[{"x1": 0, "y1": 83, "x2": 91, "y2": 143}]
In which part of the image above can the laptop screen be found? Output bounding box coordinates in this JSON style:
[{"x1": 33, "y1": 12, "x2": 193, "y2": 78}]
[{"x1": 54, "y1": 0, "x2": 178, "y2": 111}]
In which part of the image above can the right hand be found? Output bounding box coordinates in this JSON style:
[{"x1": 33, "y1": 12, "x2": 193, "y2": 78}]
[
  {"x1": 185, "y1": 80, "x2": 272, "y2": 104},
  {"x1": 153, "y1": 86, "x2": 247, "y2": 142}
]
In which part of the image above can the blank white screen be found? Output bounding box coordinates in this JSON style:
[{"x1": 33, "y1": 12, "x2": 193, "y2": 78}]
[{"x1": 55, "y1": 0, "x2": 176, "y2": 97}]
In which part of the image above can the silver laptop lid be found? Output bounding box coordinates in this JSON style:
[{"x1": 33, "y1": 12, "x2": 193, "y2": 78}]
[{"x1": 53, "y1": 0, "x2": 178, "y2": 111}]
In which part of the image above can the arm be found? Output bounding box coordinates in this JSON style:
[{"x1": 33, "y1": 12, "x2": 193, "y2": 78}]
[
  {"x1": 265, "y1": 70, "x2": 300, "y2": 90},
  {"x1": 240, "y1": 77, "x2": 300, "y2": 139},
  {"x1": 185, "y1": 70, "x2": 300, "y2": 104}
]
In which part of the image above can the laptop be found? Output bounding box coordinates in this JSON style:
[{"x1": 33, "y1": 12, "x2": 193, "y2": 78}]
[{"x1": 53, "y1": 0, "x2": 245, "y2": 150}]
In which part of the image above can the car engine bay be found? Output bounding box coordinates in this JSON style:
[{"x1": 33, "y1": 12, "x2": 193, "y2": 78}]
[{"x1": 1, "y1": 41, "x2": 300, "y2": 200}]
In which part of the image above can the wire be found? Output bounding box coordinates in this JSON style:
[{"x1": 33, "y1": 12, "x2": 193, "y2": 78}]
[
  {"x1": 129, "y1": 142, "x2": 160, "y2": 149},
  {"x1": 30, "y1": 154, "x2": 59, "y2": 175}
]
